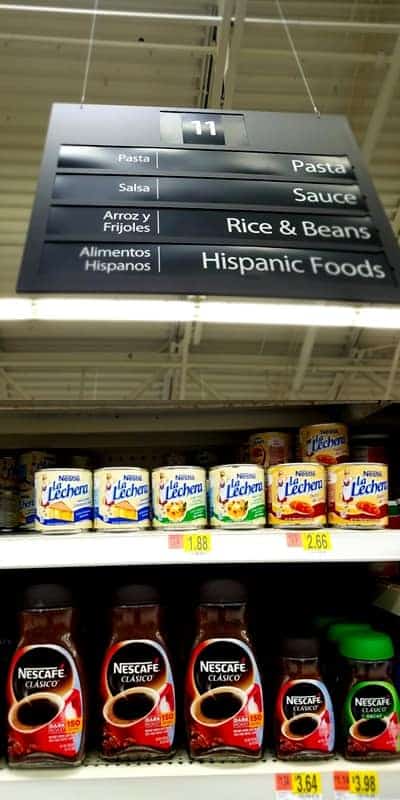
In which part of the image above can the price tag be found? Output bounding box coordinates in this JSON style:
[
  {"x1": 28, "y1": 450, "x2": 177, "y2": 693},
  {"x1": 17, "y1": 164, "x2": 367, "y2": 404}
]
[
  {"x1": 168, "y1": 533, "x2": 183, "y2": 549},
  {"x1": 334, "y1": 771, "x2": 379, "y2": 799},
  {"x1": 301, "y1": 531, "x2": 332, "y2": 551},
  {"x1": 183, "y1": 532, "x2": 212, "y2": 554},
  {"x1": 275, "y1": 772, "x2": 322, "y2": 799},
  {"x1": 349, "y1": 772, "x2": 379, "y2": 797}
]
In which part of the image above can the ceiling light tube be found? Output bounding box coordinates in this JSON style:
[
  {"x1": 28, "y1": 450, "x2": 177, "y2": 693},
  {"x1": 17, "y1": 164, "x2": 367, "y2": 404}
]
[
  {"x1": 0, "y1": 5, "x2": 218, "y2": 23},
  {"x1": 197, "y1": 302, "x2": 359, "y2": 328},
  {"x1": 34, "y1": 298, "x2": 196, "y2": 322},
  {"x1": 0, "y1": 297, "x2": 399, "y2": 329}
]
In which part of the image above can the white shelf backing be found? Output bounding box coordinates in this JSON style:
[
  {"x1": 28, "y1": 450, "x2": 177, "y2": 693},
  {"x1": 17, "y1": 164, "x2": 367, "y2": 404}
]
[
  {"x1": 0, "y1": 529, "x2": 399, "y2": 569},
  {"x1": 0, "y1": 753, "x2": 400, "y2": 800}
]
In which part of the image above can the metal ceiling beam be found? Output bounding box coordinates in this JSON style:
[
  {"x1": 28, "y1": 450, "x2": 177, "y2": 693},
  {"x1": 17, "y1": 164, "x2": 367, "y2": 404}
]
[
  {"x1": 362, "y1": 35, "x2": 400, "y2": 163},
  {"x1": 244, "y1": 18, "x2": 400, "y2": 34},
  {"x1": 0, "y1": 35, "x2": 390, "y2": 64},
  {"x1": 242, "y1": 47, "x2": 390, "y2": 64},
  {"x1": 127, "y1": 369, "x2": 166, "y2": 401},
  {"x1": 290, "y1": 327, "x2": 317, "y2": 398},
  {"x1": 384, "y1": 339, "x2": 400, "y2": 401},
  {"x1": 0, "y1": 32, "x2": 216, "y2": 54},
  {"x1": 209, "y1": 0, "x2": 235, "y2": 108},
  {"x1": 0, "y1": 367, "x2": 30, "y2": 399},
  {"x1": 177, "y1": 321, "x2": 193, "y2": 402},
  {"x1": 224, "y1": 0, "x2": 247, "y2": 108},
  {"x1": 188, "y1": 369, "x2": 224, "y2": 401},
  {"x1": 3, "y1": 352, "x2": 400, "y2": 373}
]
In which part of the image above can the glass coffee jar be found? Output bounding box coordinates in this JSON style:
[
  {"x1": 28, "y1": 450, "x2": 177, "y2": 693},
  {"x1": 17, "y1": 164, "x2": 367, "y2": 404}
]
[
  {"x1": 340, "y1": 631, "x2": 400, "y2": 760},
  {"x1": 274, "y1": 636, "x2": 335, "y2": 760}
]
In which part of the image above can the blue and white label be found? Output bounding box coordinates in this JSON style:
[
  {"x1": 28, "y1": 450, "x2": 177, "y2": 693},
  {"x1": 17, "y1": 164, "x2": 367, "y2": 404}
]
[
  {"x1": 35, "y1": 469, "x2": 93, "y2": 531},
  {"x1": 94, "y1": 467, "x2": 150, "y2": 529}
]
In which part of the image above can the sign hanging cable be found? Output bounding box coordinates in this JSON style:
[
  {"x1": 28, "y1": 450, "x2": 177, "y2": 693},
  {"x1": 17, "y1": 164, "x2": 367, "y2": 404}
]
[
  {"x1": 275, "y1": 0, "x2": 320, "y2": 117},
  {"x1": 80, "y1": 0, "x2": 99, "y2": 106}
]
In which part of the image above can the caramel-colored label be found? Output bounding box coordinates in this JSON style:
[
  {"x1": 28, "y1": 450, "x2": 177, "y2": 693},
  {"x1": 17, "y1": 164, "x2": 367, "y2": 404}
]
[
  {"x1": 300, "y1": 424, "x2": 348, "y2": 465},
  {"x1": 268, "y1": 464, "x2": 326, "y2": 527},
  {"x1": 328, "y1": 463, "x2": 388, "y2": 527}
]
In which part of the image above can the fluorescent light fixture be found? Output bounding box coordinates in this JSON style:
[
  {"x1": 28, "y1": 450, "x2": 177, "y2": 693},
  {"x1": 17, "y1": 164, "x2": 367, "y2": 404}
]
[
  {"x1": 0, "y1": 297, "x2": 399, "y2": 329},
  {"x1": 0, "y1": 298, "x2": 33, "y2": 320},
  {"x1": 34, "y1": 298, "x2": 195, "y2": 322},
  {"x1": 356, "y1": 306, "x2": 400, "y2": 330},
  {"x1": 197, "y1": 302, "x2": 358, "y2": 327},
  {"x1": 0, "y1": 5, "x2": 216, "y2": 23}
]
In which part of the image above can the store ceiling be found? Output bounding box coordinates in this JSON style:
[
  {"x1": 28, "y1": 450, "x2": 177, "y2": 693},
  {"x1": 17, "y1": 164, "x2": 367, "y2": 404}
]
[
  {"x1": 0, "y1": 317, "x2": 399, "y2": 409},
  {"x1": 0, "y1": 0, "x2": 400, "y2": 409}
]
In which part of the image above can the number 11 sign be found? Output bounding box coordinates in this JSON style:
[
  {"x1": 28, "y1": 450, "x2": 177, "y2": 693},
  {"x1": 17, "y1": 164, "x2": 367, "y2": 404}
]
[{"x1": 182, "y1": 113, "x2": 226, "y2": 144}]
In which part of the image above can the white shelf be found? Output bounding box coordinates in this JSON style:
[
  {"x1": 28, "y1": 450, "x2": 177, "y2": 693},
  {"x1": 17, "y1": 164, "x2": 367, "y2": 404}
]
[
  {"x1": 1, "y1": 752, "x2": 400, "y2": 800},
  {"x1": 0, "y1": 529, "x2": 399, "y2": 569}
]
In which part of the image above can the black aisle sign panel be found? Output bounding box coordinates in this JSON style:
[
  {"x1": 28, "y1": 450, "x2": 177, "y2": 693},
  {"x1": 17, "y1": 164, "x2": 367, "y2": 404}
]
[
  {"x1": 46, "y1": 207, "x2": 381, "y2": 250},
  {"x1": 58, "y1": 145, "x2": 355, "y2": 180},
  {"x1": 17, "y1": 104, "x2": 400, "y2": 302},
  {"x1": 52, "y1": 174, "x2": 366, "y2": 212},
  {"x1": 39, "y1": 244, "x2": 393, "y2": 294}
]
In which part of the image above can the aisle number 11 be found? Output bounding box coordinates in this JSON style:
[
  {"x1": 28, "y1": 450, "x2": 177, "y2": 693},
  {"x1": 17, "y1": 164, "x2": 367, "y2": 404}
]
[
  {"x1": 182, "y1": 113, "x2": 226, "y2": 144},
  {"x1": 191, "y1": 120, "x2": 217, "y2": 137}
]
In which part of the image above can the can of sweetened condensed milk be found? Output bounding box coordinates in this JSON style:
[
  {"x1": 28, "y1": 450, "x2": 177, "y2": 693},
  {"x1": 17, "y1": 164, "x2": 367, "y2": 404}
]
[
  {"x1": 328, "y1": 463, "x2": 388, "y2": 528},
  {"x1": 268, "y1": 463, "x2": 326, "y2": 528}
]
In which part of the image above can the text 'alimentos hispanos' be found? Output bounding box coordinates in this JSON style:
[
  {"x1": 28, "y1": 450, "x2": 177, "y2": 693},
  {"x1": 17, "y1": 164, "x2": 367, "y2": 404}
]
[{"x1": 75, "y1": 246, "x2": 390, "y2": 281}]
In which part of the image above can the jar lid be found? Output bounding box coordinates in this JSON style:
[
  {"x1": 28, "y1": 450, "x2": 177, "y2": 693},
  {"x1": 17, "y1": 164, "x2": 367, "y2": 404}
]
[
  {"x1": 281, "y1": 636, "x2": 319, "y2": 658},
  {"x1": 339, "y1": 631, "x2": 394, "y2": 661},
  {"x1": 22, "y1": 583, "x2": 73, "y2": 610},
  {"x1": 199, "y1": 579, "x2": 247, "y2": 604},
  {"x1": 326, "y1": 622, "x2": 371, "y2": 643},
  {"x1": 113, "y1": 583, "x2": 160, "y2": 606}
]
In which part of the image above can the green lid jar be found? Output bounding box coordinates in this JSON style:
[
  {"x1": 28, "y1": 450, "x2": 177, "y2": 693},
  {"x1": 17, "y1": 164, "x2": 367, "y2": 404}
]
[
  {"x1": 340, "y1": 631, "x2": 400, "y2": 761},
  {"x1": 339, "y1": 631, "x2": 394, "y2": 661},
  {"x1": 327, "y1": 622, "x2": 372, "y2": 644}
]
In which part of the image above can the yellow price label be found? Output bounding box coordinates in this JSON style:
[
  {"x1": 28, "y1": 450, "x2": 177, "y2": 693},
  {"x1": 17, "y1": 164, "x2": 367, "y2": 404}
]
[
  {"x1": 292, "y1": 772, "x2": 322, "y2": 795},
  {"x1": 183, "y1": 532, "x2": 212, "y2": 553},
  {"x1": 301, "y1": 531, "x2": 332, "y2": 551},
  {"x1": 349, "y1": 772, "x2": 379, "y2": 796}
]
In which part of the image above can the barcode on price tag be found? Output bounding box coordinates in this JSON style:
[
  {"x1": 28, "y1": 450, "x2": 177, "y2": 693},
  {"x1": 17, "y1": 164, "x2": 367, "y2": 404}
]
[
  {"x1": 334, "y1": 771, "x2": 379, "y2": 799},
  {"x1": 275, "y1": 772, "x2": 322, "y2": 799}
]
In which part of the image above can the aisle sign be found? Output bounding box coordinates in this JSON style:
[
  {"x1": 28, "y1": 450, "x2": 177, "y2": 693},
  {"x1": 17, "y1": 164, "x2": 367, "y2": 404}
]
[
  {"x1": 275, "y1": 771, "x2": 322, "y2": 799},
  {"x1": 17, "y1": 104, "x2": 400, "y2": 301},
  {"x1": 334, "y1": 771, "x2": 379, "y2": 799}
]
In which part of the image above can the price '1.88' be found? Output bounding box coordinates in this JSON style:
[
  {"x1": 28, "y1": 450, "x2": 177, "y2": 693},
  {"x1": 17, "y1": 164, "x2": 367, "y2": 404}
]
[{"x1": 183, "y1": 533, "x2": 212, "y2": 553}]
